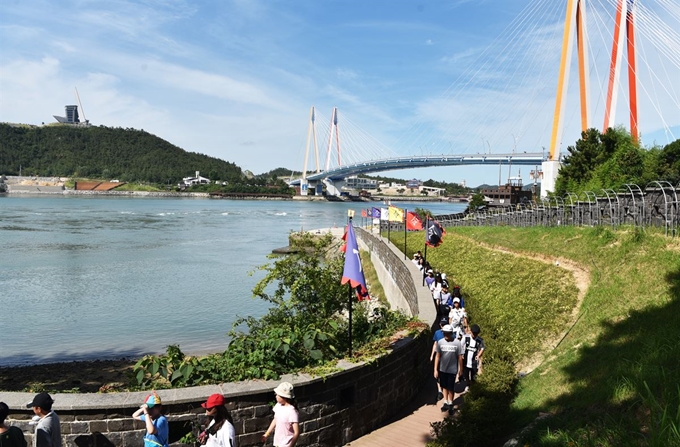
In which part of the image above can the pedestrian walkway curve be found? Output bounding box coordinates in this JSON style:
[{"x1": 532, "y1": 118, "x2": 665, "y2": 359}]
[{"x1": 346, "y1": 229, "x2": 459, "y2": 446}]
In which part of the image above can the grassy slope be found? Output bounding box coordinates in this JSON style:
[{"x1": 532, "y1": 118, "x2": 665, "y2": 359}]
[{"x1": 449, "y1": 226, "x2": 680, "y2": 446}]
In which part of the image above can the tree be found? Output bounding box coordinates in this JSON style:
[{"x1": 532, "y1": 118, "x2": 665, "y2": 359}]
[{"x1": 468, "y1": 193, "x2": 486, "y2": 212}]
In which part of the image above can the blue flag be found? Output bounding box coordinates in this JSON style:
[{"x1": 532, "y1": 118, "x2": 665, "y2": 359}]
[
  {"x1": 371, "y1": 207, "x2": 381, "y2": 218},
  {"x1": 341, "y1": 221, "x2": 369, "y2": 301}
]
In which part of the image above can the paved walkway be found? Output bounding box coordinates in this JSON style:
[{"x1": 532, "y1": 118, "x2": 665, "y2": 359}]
[
  {"x1": 345, "y1": 228, "x2": 462, "y2": 446},
  {"x1": 345, "y1": 377, "x2": 466, "y2": 447}
]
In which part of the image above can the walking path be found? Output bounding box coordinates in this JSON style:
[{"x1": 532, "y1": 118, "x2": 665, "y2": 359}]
[
  {"x1": 345, "y1": 377, "x2": 466, "y2": 447},
  {"x1": 345, "y1": 229, "x2": 457, "y2": 446}
]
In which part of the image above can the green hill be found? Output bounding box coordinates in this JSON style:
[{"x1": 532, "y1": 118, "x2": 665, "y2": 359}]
[{"x1": 0, "y1": 123, "x2": 242, "y2": 183}]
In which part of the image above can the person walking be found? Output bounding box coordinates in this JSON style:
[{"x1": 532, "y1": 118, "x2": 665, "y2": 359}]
[
  {"x1": 0, "y1": 402, "x2": 27, "y2": 447},
  {"x1": 430, "y1": 317, "x2": 450, "y2": 401},
  {"x1": 462, "y1": 324, "x2": 486, "y2": 391},
  {"x1": 26, "y1": 393, "x2": 60, "y2": 447},
  {"x1": 198, "y1": 394, "x2": 236, "y2": 447},
  {"x1": 448, "y1": 298, "x2": 468, "y2": 332},
  {"x1": 262, "y1": 382, "x2": 299, "y2": 447},
  {"x1": 132, "y1": 392, "x2": 169, "y2": 447},
  {"x1": 434, "y1": 325, "x2": 464, "y2": 415}
]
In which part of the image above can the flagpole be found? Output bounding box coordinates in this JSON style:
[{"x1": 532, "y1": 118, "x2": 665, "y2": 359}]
[
  {"x1": 404, "y1": 208, "x2": 408, "y2": 260},
  {"x1": 423, "y1": 216, "x2": 429, "y2": 286},
  {"x1": 348, "y1": 283, "x2": 353, "y2": 357},
  {"x1": 387, "y1": 212, "x2": 391, "y2": 244}
]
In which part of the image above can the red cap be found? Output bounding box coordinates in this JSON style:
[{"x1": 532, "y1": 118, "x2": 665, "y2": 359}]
[{"x1": 201, "y1": 394, "x2": 225, "y2": 409}]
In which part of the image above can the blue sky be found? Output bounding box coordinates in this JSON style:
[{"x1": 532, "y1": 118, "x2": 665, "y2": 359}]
[{"x1": 1, "y1": 0, "x2": 678, "y2": 186}]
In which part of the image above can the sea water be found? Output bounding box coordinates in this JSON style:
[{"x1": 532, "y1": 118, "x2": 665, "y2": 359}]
[{"x1": 0, "y1": 195, "x2": 465, "y2": 365}]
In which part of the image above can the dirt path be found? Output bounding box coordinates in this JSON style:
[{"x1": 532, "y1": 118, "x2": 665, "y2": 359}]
[{"x1": 459, "y1": 237, "x2": 591, "y2": 373}]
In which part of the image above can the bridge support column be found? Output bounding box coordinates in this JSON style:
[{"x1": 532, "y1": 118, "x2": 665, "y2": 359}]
[
  {"x1": 541, "y1": 160, "x2": 561, "y2": 198},
  {"x1": 323, "y1": 178, "x2": 346, "y2": 197}
]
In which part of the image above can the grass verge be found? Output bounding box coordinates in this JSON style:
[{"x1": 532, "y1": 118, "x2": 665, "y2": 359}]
[{"x1": 402, "y1": 225, "x2": 679, "y2": 446}]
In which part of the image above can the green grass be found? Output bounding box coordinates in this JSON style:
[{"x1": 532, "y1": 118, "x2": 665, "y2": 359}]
[
  {"x1": 361, "y1": 249, "x2": 388, "y2": 307},
  {"x1": 406, "y1": 226, "x2": 680, "y2": 446}
]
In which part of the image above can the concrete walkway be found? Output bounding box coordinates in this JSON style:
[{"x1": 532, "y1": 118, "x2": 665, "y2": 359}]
[
  {"x1": 345, "y1": 229, "x2": 459, "y2": 447},
  {"x1": 345, "y1": 377, "x2": 466, "y2": 447}
]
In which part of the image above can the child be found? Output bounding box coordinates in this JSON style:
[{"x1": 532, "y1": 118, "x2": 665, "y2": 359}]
[
  {"x1": 0, "y1": 402, "x2": 27, "y2": 447},
  {"x1": 199, "y1": 394, "x2": 236, "y2": 447},
  {"x1": 262, "y1": 382, "x2": 299, "y2": 447},
  {"x1": 26, "y1": 393, "x2": 60, "y2": 447},
  {"x1": 132, "y1": 392, "x2": 169, "y2": 447}
]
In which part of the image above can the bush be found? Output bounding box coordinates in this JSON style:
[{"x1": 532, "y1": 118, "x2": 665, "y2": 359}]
[{"x1": 132, "y1": 232, "x2": 416, "y2": 388}]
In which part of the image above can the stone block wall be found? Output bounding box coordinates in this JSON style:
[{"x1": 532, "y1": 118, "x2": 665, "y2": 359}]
[
  {"x1": 356, "y1": 228, "x2": 419, "y2": 316},
  {"x1": 3, "y1": 331, "x2": 430, "y2": 447}
]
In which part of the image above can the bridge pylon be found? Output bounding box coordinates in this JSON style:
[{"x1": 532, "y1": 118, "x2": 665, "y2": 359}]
[
  {"x1": 543, "y1": 0, "x2": 590, "y2": 198},
  {"x1": 300, "y1": 106, "x2": 320, "y2": 196}
]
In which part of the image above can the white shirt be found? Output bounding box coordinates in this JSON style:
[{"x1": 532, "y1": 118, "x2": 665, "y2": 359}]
[{"x1": 204, "y1": 419, "x2": 237, "y2": 447}]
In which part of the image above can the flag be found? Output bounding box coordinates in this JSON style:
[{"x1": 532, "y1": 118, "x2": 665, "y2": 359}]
[
  {"x1": 340, "y1": 226, "x2": 348, "y2": 252},
  {"x1": 388, "y1": 206, "x2": 404, "y2": 222},
  {"x1": 361, "y1": 209, "x2": 367, "y2": 218},
  {"x1": 406, "y1": 211, "x2": 423, "y2": 230},
  {"x1": 341, "y1": 221, "x2": 369, "y2": 300},
  {"x1": 426, "y1": 219, "x2": 445, "y2": 247},
  {"x1": 380, "y1": 207, "x2": 389, "y2": 221},
  {"x1": 371, "y1": 207, "x2": 381, "y2": 218}
]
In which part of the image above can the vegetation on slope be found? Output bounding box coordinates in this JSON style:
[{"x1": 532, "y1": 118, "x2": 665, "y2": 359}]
[
  {"x1": 390, "y1": 229, "x2": 578, "y2": 445},
  {"x1": 417, "y1": 226, "x2": 679, "y2": 446},
  {"x1": 0, "y1": 123, "x2": 242, "y2": 183},
  {"x1": 554, "y1": 127, "x2": 679, "y2": 195}
]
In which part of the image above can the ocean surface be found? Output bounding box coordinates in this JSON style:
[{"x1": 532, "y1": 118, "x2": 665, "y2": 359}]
[{"x1": 0, "y1": 195, "x2": 466, "y2": 366}]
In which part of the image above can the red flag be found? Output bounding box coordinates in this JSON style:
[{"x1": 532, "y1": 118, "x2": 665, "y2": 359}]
[
  {"x1": 340, "y1": 226, "x2": 348, "y2": 252},
  {"x1": 406, "y1": 211, "x2": 423, "y2": 231},
  {"x1": 361, "y1": 209, "x2": 367, "y2": 217}
]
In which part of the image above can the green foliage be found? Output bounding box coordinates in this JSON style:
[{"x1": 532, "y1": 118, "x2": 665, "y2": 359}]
[
  {"x1": 0, "y1": 123, "x2": 242, "y2": 183},
  {"x1": 413, "y1": 207, "x2": 433, "y2": 224},
  {"x1": 133, "y1": 345, "x2": 206, "y2": 389},
  {"x1": 468, "y1": 193, "x2": 486, "y2": 212},
  {"x1": 554, "y1": 127, "x2": 678, "y2": 196},
  {"x1": 131, "y1": 232, "x2": 416, "y2": 388}
]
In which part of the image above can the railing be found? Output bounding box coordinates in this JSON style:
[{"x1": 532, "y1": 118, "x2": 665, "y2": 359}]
[{"x1": 435, "y1": 182, "x2": 680, "y2": 237}]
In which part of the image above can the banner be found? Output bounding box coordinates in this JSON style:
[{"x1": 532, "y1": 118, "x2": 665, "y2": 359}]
[
  {"x1": 340, "y1": 221, "x2": 369, "y2": 300},
  {"x1": 388, "y1": 206, "x2": 404, "y2": 222},
  {"x1": 380, "y1": 207, "x2": 389, "y2": 221},
  {"x1": 426, "y1": 219, "x2": 445, "y2": 247},
  {"x1": 406, "y1": 211, "x2": 424, "y2": 230},
  {"x1": 371, "y1": 207, "x2": 381, "y2": 219},
  {"x1": 361, "y1": 209, "x2": 367, "y2": 218}
]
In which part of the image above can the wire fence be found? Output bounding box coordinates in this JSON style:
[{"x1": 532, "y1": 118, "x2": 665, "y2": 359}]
[{"x1": 432, "y1": 181, "x2": 679, "y2": 237}]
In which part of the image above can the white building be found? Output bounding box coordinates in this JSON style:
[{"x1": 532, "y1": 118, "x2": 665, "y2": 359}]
[{"x1": 179, "y1": 171, "x2": 210, "y2": 188}]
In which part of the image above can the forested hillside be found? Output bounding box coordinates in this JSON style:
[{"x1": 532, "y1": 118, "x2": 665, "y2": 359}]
[{"x1": 0, "y1": 123, "x2": 242, "y2": 183}]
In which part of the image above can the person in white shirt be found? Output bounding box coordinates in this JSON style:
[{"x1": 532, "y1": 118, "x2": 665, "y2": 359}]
[{"x1": 199, "y1": 394, "x2": 236, "y2": 447}]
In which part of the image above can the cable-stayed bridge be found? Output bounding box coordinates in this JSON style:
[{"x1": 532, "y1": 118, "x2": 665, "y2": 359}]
[{"x1": 290, "y1": 0, "x2": 679, "y2": 197}]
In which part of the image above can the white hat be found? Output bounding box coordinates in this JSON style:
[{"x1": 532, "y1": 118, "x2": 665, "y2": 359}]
[
  {"x1": 442, "y1": 324, "x2": 454, "y2": 333},
  {"x1": 273, "y1": 382, "x2": 295, "y2": 399},
  {"x1": 441, "y1": 273, "x2": 447, "y2": 279},
  {"x1": 453, "y1": 298, "x2": 460, "y2": 304}
]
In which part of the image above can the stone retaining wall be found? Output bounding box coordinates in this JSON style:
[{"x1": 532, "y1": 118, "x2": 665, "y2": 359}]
[
  {"x1": 356, "y1": 228, "x2": 419, "y2": 316},
  {"x1": 3, "y1": 332, "x2": 429, "y2": 447}
]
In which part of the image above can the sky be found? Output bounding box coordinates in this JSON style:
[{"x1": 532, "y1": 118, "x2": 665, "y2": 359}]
[{"x1": 1, "y1": 0, "x2": 678, "y2": 186}]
